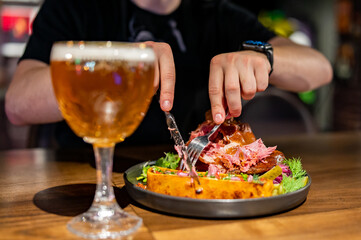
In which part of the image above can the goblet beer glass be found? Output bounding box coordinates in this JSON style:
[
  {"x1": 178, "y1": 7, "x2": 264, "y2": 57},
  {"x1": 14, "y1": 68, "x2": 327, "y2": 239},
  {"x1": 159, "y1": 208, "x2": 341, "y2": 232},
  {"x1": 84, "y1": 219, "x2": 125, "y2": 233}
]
[{"x1": 50, "y1": 41, "x2": 155, "y2": 239}]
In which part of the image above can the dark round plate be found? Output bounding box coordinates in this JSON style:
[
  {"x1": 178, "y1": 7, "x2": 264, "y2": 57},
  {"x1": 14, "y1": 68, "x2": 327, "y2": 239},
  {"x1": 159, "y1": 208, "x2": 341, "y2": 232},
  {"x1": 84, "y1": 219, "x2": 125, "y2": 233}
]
[{"x1": 124, "y1": 161, "x2": 311, "y2": 218}]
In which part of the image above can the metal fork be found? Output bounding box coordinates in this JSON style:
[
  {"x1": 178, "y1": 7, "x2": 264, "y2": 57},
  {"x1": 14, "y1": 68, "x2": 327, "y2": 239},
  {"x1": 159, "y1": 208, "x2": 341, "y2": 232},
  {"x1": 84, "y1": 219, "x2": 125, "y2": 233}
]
[{"x1": 187, "y1": 122, "x2": 223, "y2": 165}]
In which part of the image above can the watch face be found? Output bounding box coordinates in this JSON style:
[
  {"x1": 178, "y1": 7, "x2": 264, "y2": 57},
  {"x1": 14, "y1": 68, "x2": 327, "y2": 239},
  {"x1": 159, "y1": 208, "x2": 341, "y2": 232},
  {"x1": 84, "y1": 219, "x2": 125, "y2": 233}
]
[
  {"x1": 243, "y1": 40, "x2": 271, "y2": 51},
  {"x1": 244, "y1": 40, "x2": 267, "y2": 46}
]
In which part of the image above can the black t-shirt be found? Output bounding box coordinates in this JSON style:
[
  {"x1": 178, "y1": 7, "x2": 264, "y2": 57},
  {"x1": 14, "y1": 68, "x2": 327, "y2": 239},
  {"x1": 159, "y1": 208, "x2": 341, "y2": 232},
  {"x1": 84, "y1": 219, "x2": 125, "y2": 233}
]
[{"x1": 20, "y1": 0, "x2": 276, "y2": 147}]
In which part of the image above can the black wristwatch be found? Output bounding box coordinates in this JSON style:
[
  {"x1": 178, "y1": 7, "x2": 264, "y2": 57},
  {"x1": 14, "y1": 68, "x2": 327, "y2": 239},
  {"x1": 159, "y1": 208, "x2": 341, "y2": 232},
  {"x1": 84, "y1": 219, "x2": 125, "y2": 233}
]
[{"x1": 241, "y1": 40, "x2": 274, "y2": 75}]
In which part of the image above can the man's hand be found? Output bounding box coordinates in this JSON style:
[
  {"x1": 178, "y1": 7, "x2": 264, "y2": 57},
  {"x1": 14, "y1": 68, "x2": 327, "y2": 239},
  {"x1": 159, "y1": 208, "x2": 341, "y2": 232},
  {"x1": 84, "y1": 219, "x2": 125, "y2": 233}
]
[
  {"x1": 209, "y1": 50, "x2": 271, "y2": 124},
  {"x1": 144, "y1": 41, "x2": 176, "y2": 112},
  {"x1": 208, "y1": 36, "x2": 333, "y2": 124}
]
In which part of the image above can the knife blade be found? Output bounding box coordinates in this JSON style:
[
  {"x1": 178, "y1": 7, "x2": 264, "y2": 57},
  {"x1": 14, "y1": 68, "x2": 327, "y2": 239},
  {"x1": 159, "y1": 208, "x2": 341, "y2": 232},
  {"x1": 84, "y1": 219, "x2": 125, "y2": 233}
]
[{"x1": 164, "y1": 111, "x2": 202, "y2": 193}]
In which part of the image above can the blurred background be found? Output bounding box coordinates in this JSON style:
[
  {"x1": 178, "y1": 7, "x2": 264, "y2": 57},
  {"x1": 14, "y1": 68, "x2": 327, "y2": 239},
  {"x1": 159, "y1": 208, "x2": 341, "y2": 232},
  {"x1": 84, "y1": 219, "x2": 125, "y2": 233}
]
[
  {"x1": 0, "y1": 0, "x2": 39, "y2": 149},
  {"x1": 0, "y1": 0, "x2": 360, "y2": 150}
]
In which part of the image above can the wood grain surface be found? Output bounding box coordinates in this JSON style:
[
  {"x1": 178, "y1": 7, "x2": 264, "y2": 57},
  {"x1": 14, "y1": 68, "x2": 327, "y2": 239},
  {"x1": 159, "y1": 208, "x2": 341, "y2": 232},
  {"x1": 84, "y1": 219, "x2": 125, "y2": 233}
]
[{"x1": 1, "y1": 131, "x2": 361, "y2": 240}]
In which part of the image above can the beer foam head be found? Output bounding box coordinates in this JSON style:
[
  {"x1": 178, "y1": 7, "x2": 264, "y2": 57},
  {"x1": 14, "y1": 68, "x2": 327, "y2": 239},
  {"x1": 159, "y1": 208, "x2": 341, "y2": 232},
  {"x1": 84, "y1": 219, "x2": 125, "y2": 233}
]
[{"x1": 51, "y1": 41, "x2": 155, "y2": 62}]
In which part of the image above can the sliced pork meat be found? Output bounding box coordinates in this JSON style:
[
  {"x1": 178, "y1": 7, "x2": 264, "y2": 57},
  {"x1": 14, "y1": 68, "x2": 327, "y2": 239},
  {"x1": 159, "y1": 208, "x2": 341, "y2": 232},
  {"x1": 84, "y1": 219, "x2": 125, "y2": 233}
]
[{"x1": 188, "y1": 117, "x2": 284, "y2": 175}]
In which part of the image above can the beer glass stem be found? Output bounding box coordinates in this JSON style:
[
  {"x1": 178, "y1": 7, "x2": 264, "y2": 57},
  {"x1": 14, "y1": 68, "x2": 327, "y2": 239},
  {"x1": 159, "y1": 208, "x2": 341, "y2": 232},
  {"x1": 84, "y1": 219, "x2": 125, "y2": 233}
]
[
  {"x1": 67, "y1": 143, "x2": 142, "y2": 239},
  {"x1": 93, "y1": 145, "x2": 116, "y2": 205}
]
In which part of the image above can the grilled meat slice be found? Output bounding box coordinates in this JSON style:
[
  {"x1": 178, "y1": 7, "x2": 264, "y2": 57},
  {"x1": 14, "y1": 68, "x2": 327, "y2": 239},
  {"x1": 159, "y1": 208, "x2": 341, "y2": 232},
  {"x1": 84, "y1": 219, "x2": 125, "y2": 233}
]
[{"x1": 188, "y1": 117, "x2": 283, "y2": 175}]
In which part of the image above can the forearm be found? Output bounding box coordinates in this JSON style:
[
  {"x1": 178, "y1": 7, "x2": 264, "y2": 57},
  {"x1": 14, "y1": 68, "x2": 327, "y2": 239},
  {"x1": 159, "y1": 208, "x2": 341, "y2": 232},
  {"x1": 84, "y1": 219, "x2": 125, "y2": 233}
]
[
  {"x1": 269, "y1": 37, "x2": 333, "y2": 92},
  {"x1": 5, "y1": 60, "x2": 63, "y2": 125}
]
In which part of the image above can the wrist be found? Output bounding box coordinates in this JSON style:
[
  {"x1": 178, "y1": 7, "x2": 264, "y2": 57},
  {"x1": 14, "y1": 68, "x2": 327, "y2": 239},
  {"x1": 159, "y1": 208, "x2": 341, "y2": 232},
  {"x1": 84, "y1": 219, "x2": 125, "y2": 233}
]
[{"x1": 240, "y1": 40, "x2": 273, "y2": 75}]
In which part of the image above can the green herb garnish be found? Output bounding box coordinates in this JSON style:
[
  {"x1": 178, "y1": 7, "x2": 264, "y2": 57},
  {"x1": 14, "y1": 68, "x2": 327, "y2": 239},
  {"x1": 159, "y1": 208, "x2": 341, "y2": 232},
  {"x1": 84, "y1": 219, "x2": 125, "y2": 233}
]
[
  {"x1": 250, "y1": 174, "x2": 259, "y2": 181},
  {"x1": 155, "y1": 152, "x2": 181, "y2": 169},
  {"x1": 137, "y1": 152, "x2": 181, "y2": 184},
  {"x1": 136, "y1": 162, "x2": 151, "y2": 183},
  {"x1": 222, "y1": 173, "x2": 233, "y2": 180},
  {"x1": 240, "y1": 173, "x2": 249, "y2": 181},
  {"x1": 284, "y1": 157, "x2": 306, "y2": 179},
  {"x1": 281, "y1": 175, "x2": 308, "y2": 193},
  {"x1": 281, "y1": 157, "x2": 308, "y2": 193},
  {"x1": 151, "y1": 166, "x2": 163, "y2": 173}
]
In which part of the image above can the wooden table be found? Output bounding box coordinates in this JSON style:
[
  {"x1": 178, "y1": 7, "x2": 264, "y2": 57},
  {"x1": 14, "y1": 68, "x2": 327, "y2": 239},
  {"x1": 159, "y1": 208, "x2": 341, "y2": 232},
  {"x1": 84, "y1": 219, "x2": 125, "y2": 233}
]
[{"x1": 1, "y1": 131, "x2": 361, "y2": 240}]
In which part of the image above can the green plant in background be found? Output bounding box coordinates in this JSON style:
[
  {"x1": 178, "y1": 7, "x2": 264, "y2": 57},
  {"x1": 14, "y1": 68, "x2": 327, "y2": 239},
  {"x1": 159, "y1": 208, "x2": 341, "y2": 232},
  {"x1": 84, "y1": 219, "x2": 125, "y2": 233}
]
[
  {"x1": 258, "y1": 10, "x2": 294, "y2": 37},
  {"x1": 298, "y1": 91, "x2": 316, "y2": 105}
]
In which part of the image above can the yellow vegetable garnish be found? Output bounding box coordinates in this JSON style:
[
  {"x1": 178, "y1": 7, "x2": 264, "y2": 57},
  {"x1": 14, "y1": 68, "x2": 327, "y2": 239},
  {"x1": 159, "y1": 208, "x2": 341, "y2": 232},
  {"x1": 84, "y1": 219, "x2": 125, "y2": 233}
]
[{"x1": 259, "y1": 165, "x2": 283, "y2": 180}]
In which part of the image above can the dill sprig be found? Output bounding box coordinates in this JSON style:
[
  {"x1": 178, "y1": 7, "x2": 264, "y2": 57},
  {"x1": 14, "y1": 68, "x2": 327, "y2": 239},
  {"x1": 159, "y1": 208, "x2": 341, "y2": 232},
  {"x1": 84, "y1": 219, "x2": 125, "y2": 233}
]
[{"x1": 281, "y1": 157, "x2": 308, "y2": 194}]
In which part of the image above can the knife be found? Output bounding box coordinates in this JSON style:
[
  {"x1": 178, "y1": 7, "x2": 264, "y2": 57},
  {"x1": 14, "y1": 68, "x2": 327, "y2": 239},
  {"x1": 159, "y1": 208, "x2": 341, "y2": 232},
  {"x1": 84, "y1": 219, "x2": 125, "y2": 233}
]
[{"x1": 164, "y1": 111, "x2": 203, "y2": 193}]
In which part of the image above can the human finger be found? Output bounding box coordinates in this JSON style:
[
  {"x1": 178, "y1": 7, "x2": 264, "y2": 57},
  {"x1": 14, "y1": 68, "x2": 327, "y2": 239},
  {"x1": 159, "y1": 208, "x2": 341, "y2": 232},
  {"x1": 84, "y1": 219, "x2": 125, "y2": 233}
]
[
  {"x1": 153, "y1": 57, "x2": 160, "y2": 93},
  {"x1": 254, "y1": 63, "x2": 269, "y2": 92},
  {"x1": 144, "y1": 41, "x2": 160, "y2": 93},
  {"x1": 224, "y1": 65, "x2": 242, "y2": 117},
  {"x1": 209, "y1": 56, "x2": 226, "y2": 124},
  {"x1": 147, "y1": 42, "x2": 175, "y2": 111},
  {"x1": 238, "y1": 58, "x2": 257, "y2": 100}
]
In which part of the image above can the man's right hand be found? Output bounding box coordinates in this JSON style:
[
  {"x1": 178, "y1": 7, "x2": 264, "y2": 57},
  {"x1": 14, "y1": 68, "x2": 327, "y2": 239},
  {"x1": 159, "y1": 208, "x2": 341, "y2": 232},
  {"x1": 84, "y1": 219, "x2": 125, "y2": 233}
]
[{"x1": 144, "y1": 41, "x2": 176, "y2": 112}]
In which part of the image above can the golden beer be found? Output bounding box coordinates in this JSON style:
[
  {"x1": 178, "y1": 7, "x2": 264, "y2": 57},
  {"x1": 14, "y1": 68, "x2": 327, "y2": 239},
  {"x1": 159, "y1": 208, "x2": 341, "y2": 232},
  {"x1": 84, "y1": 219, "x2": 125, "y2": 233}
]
[
  {"x1": 50, "y1": 42, "x2": 155, "y2": 146},
  {"x1": 51, "y1": 42, "x2": 150, "y2": 238}
]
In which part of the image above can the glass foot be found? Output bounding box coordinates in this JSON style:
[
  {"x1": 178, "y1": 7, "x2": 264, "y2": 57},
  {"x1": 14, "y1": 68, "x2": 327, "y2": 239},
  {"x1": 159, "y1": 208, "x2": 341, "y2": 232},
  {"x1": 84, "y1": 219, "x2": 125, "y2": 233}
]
[{"x1": 67, "y1": 203, "x2": 142, "y2": 239}]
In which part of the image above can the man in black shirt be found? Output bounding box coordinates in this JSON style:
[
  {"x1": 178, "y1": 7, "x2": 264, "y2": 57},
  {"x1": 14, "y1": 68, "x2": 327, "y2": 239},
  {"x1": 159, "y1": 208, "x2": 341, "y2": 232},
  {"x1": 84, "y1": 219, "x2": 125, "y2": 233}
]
[{"x1": 5, "y1": 0, "x2": 332, "y2": 147}]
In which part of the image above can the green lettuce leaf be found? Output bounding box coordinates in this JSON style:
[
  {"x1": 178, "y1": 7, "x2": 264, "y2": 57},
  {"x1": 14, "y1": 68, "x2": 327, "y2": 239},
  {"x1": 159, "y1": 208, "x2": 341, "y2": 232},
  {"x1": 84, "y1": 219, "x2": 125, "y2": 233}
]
[{"x1": 281, "y1": 175, "x2": 308, "y2": 193}]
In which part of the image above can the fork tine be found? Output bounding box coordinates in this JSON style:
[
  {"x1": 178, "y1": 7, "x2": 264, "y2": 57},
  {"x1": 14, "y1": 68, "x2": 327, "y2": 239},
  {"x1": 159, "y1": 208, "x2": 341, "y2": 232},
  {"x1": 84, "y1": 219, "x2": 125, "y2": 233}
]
[
  {"x1": 193, "y1": 152, "x2": 201, "y2": 163},
  {"x1": 187, "y1": 144, "x2": 195, "y2": 156},
  {"x1": 188, "y1": 148, "x2": 195, "y2": 162},
  {"x1": 189, "y1": 146, "x2": 197, "y2": 156},
  {"x1": 191, "y1": 149, "x2": 199, "y2": 164},
  {"x1": 189, "y1": 154, "x2": 196, "y2": 166},
  {"x1": 189, "y1": 147, "x2": 200, "y2": 165},
  {"x1": 186, "y1": 119, "x2": 225, "y2": 170},
  {"x1": 188, "y1": 135, "x2": 207, "y2": 165}
]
